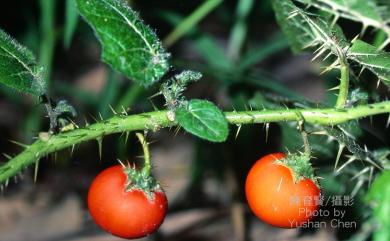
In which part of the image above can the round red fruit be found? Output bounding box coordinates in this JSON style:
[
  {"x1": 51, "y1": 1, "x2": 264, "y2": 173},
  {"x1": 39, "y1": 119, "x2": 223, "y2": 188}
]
[
  {"x1": 88, "y1": 165, "x2": 167, "y2": 239},
  {"x1": 245, "y1": 153, "x2": 320, "y2": 228}
]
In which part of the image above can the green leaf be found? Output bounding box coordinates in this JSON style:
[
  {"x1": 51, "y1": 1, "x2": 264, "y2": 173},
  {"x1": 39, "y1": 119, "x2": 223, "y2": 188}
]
[
  {"x1": 76, "y1": 0, "x2": 170, "y2": 86},
  {"x1": 272, "y1": 0, "x2": 347, "y2": 55},
  {"x1": 366, "y1": 170, "x2": 390, "y2": 241},
  {"x1": 348, "y1": 40, "x2": 390, "y2": 87},
  {"x1": 0, "y1": 29, "x2": 46, "y2": 96},
  {"x1": 176, "y1": 99, "x2": 229, "y2": 142},
  {"x1": 295, "y1": 0, "x2": 390, "y2": 42},
  {"x1": 64, "y1": 0, "x2": 79, "y2": 48}
]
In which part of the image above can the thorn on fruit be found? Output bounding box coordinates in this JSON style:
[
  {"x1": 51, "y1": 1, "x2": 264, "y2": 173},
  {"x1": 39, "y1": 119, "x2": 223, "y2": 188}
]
[{"x1": 117, "y1": 159, "x2": 126, "y2": 168}]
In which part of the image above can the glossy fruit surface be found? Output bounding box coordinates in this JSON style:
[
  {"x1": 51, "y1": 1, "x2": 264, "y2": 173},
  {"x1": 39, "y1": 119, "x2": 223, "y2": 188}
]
[
  {"x1": 88, "y1": 165, "x2": 167, "y2": 239},
  {"x1": 245, "y1": 153, "x2": 320, "y2": 228}
]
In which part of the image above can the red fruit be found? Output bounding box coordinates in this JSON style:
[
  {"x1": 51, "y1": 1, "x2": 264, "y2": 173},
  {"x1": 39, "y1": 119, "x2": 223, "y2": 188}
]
[
  {"x1": 88, "y1": 165, "x2": 167, "y2": 239},
  {"x1": 245, "y1": 153, "x2": 320, "y2": 228}
]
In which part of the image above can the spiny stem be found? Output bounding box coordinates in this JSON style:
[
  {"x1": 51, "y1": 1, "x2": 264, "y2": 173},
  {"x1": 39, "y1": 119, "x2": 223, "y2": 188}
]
[
  {"x1": 2, "y1": 101, "x2": 390, "y2": 184},
  {"x1": 335, "y1": 58, "x2": 349, "y2": 108},
  {"x1": 136, "y1": 133, "x2": 151, "y2": 176}
]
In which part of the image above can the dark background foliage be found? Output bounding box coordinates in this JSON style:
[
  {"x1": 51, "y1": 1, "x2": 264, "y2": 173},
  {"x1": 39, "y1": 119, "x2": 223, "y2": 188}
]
[{"x1": 0, "y1": 1, "x2": 389, "y2": 240}]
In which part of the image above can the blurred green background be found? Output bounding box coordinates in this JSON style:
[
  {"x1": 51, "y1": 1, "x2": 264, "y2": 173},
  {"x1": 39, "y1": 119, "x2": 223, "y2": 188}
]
[{"x1": 0, "y1": 0, "x2": 389, "y2": 240}]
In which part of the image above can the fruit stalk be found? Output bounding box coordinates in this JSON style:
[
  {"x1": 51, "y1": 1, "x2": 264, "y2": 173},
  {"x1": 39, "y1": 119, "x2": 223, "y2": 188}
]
[{"x1": 135, "y1": 133, "x2": 151, "y2": 176}]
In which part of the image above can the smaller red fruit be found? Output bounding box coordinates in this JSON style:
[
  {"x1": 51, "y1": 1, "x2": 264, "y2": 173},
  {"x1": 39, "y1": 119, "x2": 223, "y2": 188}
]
[
  {"x1": 245, "y1": 153, "x2": 320, "y2": 228},
  {"x1": 88, "y1": 165, "x2": 167, "y2": 239}
]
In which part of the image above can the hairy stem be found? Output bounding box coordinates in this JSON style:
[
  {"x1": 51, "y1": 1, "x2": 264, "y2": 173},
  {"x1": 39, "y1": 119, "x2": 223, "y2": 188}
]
[
  {"x1": 335, "y1": 59, "x2": 350, "y2": 108},
  {"x1": 2, "y1": 101, "x2": 390, "y2": 184}
]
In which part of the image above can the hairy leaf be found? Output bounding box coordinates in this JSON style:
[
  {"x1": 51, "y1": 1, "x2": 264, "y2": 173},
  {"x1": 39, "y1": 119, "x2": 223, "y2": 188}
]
[
  {"x1": 296, "y1": 0, "x2": 390, "y2": 43},
  {"x1": 0, "y1": 29, "x2": 46, "y2": 96},
  {"x1": 325, "y1": 124, "x2": 383, "y2": 171},
  {"x1": 176, "y1": 99, "x2": 229, "y2": 142},
  {"x1": 272, "y1": 0, "x2": 347, "y2": 55},
  {"x1": 348, "y1": 40, "x2": 390, "y2": 87},
  {"x1": 76, "y1": 0, "x2": 170, "y2": 86}
]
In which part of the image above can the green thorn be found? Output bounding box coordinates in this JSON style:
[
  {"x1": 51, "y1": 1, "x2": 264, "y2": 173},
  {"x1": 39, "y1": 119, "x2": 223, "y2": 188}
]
[
  {"x1": 34, "y1": 160, "x2": 39, "y2": 183},
  {"x1": 265, "y1": 123, "x2": 270, "y2": 143},
  {"x1": 84, "y1": 118, "x2": 90, "y2": 126},
  {"x1": 173, "y1": 125, "x2": 181, "y2": 137},
  {"x1": 122, "y1": 106, "x2": 129, "y2": 115},
  {"x1": 125, "y1": 132, "x2": 130, "y2": 144},
  {"x1": 368, "y1": 167, "x2": 374, "y2": 187},
  {"x1": 71, "y1": 145, "x2": 76, "y2": 157},
  {"x1": 109, "y1": 105, "x2": 117, "y2": 115},
  {"x1": 364, "y1": 157, "x2": 382, "y2": 170},
  {"x1": 8, "y1": 139, "x2": 28, "y2": 148},
  {"x1": 336, "y1": 155, "x2": 356, "y2": 174},
  {"x1": 235, "y1": 124, "x2": 242, "y2": 140},
  {"x1": 351, "y1": 179, "x2": 364, "y2": 198},
  {"x1": 351, "y1": 167, "x2": 369, "y2": 180},
  {"x1": 90, "y1": 114, "x2": 98, "y2": 123},
  {"x1": 334, "y1": 144, "x2": 345, "y2": 170},
  {"x1": 149, "y1": 99, "x2": 159, "y2": 111},
  {"x1": 97, "y1": 137, "x2": 103, "y2": 161},
  {"x1": 3, "y1": 153, "x2": 12, "y2": 160}
]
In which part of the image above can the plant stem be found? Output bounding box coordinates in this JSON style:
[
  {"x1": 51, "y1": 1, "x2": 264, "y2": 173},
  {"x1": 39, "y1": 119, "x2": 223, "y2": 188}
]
[
  {"x1": 297, "y1": 119, "x2": 311, "y2": 156},
  {"x1": 135, "y1": 133, "x2": 151, "y2": 176},
  {"x1": 335, "y1": 58, "x2": 349, "y2": 108},
  {"x1": 163, "y1": 0, "x2": 223, "y2": 47},
  {"x1": 2, "y1": 101, "x2": 390, "y2": 184}
]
